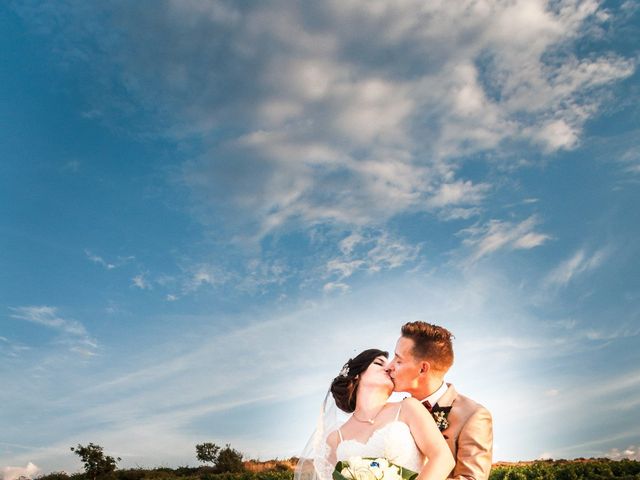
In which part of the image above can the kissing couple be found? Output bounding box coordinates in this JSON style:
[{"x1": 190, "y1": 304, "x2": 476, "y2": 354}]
[{"x1": 295, "y1": 322, "x2": 493, "y2": 480}]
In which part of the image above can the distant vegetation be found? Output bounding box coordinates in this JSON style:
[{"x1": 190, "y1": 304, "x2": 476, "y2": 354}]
[
  {"x1": 33, "y1": 444, "x2": 640, "y2": 480},
  {"x1": 35, "y1": 442, "x2": 295, "y2": 480},
  {"x1": 489, "y1": 459, "x2": 640, "y2": 480}
]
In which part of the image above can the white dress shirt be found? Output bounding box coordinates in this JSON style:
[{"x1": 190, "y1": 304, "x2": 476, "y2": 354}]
[{"x1": 419, "y1": 381, "x2": 448, "y2": 406}]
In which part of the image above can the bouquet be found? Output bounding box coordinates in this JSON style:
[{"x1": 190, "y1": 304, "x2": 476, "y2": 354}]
[{"x1": 333, "y1": 457, "x2": 418, "y2": 480}]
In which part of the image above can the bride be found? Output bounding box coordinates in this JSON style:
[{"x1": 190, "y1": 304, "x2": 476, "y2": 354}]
[{"x1": 297, "y1": 349, "x2": 454, "y2": 480}]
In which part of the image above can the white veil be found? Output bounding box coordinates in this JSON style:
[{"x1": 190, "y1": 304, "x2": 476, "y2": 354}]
[{"x1": 294, "y1": 389, "x2": 349, "y2": 480}]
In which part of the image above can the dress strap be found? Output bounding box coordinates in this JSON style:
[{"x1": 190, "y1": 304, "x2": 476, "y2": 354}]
[
  {"x1": 337, "y1": 428, "x2": 344, "y2": 443},
  {"x1": 395, "y1": 403, "x2": 402, "y2": 421}
]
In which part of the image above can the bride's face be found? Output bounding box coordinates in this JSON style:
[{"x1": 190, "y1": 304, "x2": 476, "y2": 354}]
[{"x1": 358, "y1": 355, "x2": 393, "y2": 391}]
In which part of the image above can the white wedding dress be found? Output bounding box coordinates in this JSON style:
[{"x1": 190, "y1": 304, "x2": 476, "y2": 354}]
[{"x1": 335, "y1": 404, "x2": 425, "y2": 473}]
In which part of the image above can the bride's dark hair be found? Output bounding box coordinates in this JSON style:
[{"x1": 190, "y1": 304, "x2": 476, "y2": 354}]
[{"x1": 330, "y1": 348, "x2": 388, "y2": 413}]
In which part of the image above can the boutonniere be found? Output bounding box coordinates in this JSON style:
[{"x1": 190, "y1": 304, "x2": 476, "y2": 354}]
[{"x1": 430, "y1": 405, "x2": 452, "y2": 432}]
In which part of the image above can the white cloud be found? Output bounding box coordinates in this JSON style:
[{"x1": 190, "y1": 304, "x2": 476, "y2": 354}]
[
  {"x1": 366, "y1": 234, "x2": 421, "y2": 272},
  {"x1": 534, "y1": 119, "x2": 579, "y2": 152},
  {"x1": 325, "y1": 230, "x2": 420, "y2": 286},
  {"x1": 606, "y1": 445, "x2": 640, "y2": 461},
  {"x1": 339, "y1": 232, "x2": 365, "y2": 255},
  {"x1": 323, "y1": 281, "x2": 350, "y2": 294},
  {"x1": 10, "y1": 306, "x2": 87, "y2": 337},
  {"x1": 2, "y1": 462, "x2": 41, "y2": 480},
  {"x1": 189, "y1": 269, "x2": 216, "y2": 289},
  {"x1": 460, "y1": 215, "x2": 551, "y2": 264},
  {"x1": 545, "y1": 247, "x2": 609, "y2": 288},
  {"x1": 17, "y1": 1, "x2": 634, "y2": 239},
  {"x1": 582, "y1": 325, "x2": 640, "y2": 342},
  {"x1": 426, "y1": 180, "x2": 490, "y2": 209},
  {"x1": 326, "y1": 258, "x2": 364, "y2": 279},
  {"x1": 85, "y1": 250, "x2": 116, "y2": 269},
  {"x1": 131, "y1": 274, "x2": 151, "y2": 290},
  {"x1": 619, "y1": 145, "x2": 640, "y2": 174},
  {"x1": 0, "y1": 336, "x2": 31, "y2": 359},
  {"x1": 438, "y1": 207, "x2": 482, "y2": 221},
  {"x1": 85, "y1": 249, "x2": 133, "y2": 270}
]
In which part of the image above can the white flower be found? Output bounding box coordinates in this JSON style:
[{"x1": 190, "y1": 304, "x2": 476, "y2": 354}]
[
  {"x1": 343, "y1": 457, "x2": 376, "y2": 480},
  {"x1": 340, "y1": 456, "x2": 405, "y2": 480},
  {"x1": 383, "y1": 467, "x2": 401, "y2": 480},
  {"x1": 353, "y1": 466, "x2": 376, "y2": 480}
]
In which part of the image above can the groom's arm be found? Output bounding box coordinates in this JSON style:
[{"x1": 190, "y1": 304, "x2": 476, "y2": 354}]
[{"x1": 449, "y1": 406, "x2": 493, "y2": 480}]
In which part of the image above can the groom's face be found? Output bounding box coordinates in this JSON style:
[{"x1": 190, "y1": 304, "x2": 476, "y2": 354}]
[{"x1": 387, "y1": 336, "x2": 423, "y2": 394}]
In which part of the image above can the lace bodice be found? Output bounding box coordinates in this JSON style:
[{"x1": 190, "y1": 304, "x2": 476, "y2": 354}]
[{"x1": 335, "y1": 419, "x2": 425, "y2": 473}]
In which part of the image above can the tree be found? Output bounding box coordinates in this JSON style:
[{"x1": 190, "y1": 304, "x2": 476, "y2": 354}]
[
  {"x1": 195, "y1": 443, "x2": 245, "y2": 473},
  {"x1": 195, "y1": 443, "x2": 221, "y2": 466},
  {"x1": 71, "y1": 443, "x2": 121, "y2": 480},
  {"x1": 215, "y1": 444, "x2": 244, "y2": 473}
]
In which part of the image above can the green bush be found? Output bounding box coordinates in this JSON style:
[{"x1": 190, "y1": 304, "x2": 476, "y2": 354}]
[
  {"x1": 116, "y1": 469, "x2": 147, "y2": 480},
  {"x1": 38, "y1": 472, "x2": 70, "y2": 480},
  {"x1": 489, "y1": 459, "x2": 640, "y2": 480}
]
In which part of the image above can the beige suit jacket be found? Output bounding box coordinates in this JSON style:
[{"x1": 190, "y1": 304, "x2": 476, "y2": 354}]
[{"x1": 436, "y1": 384, "x2": 493, "y2": 480}]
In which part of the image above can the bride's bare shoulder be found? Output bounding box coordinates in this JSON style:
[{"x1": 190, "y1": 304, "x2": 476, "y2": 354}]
[
  {"x1": 401, "y1": 396, "x2": 422, "y2": 408},
  {"x1": 400, "y1": 397, "x2": 426, "y2": 416},
  {"x1": 326, "y1": 429, "x2": 341, "y2": 448}
]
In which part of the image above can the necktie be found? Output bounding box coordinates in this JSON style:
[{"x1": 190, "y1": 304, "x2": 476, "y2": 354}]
[{"x1": 422, "y1": 400, "x2": 433, "y2": 412}]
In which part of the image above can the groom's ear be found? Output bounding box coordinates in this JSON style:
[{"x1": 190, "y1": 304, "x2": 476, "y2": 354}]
[{"x1": 419, "y1": 361, "x2": 431, "y2": 375}]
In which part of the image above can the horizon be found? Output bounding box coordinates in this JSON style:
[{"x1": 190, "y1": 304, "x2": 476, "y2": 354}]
[{"x1": 1, "y1": 1, "x2": 639, "y2": 478}]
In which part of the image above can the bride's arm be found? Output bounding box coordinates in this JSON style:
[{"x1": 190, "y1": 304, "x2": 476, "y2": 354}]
[
  {"x1": 402, "y1": 397, "x2": 455, "y2": 480},
  {"x1": 325, "y1": 430, "x2": 340, "y2": 468}
]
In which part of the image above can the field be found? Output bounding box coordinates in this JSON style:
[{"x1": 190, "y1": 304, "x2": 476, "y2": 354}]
[{"x1": 35, "y1": 458, "x2": 640, "y2": 480}]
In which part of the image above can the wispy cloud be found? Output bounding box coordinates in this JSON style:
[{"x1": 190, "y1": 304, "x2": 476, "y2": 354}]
[
  {"x1": 544, "y1": 247, "x2": 610, "y2": 288},
  {"x1": 618, "y1": 144, "x2": 640, "y2": 176},
  {"x1": 459, "y1": 215, "x2": 551, "y2": 264},
  {"x1": 323, "y1": 229, "x2": 420, "y2": 291},
  {"x1": 582, "y1": 325, "x2": 640, "y2": 341},
  {"x1": 85, "y1": 249, "x2": 116, "y2": 269},
  {"x1": 85, "y1": 249, "x2": 134, "y2": 270},
  {"x1": 9, "y1": 306, "x2": 98, "y2": 356},
  {"x1": 182, "y1": 264, "x2": 230, "y2": 294},
  {"x1": 10, "y1": 306, "x2": 88, "y2": 337},
  {"x1": 0, "y1": 336, "x2": 31, "y2": 358}
]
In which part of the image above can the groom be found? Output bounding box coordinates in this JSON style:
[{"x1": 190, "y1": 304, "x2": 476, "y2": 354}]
[{"x1": 387, "y1": 321, "x2": 493, "y2": 480}]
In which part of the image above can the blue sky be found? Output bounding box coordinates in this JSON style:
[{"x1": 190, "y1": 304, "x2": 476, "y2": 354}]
[{"x1": 1, "y1": 0, "x2": 640, "y2": 476}]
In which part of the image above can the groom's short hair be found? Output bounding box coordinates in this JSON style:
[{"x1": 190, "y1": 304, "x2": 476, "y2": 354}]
[{"x1": 401, "y1": 321, "x2": 454, "y2": 372}]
